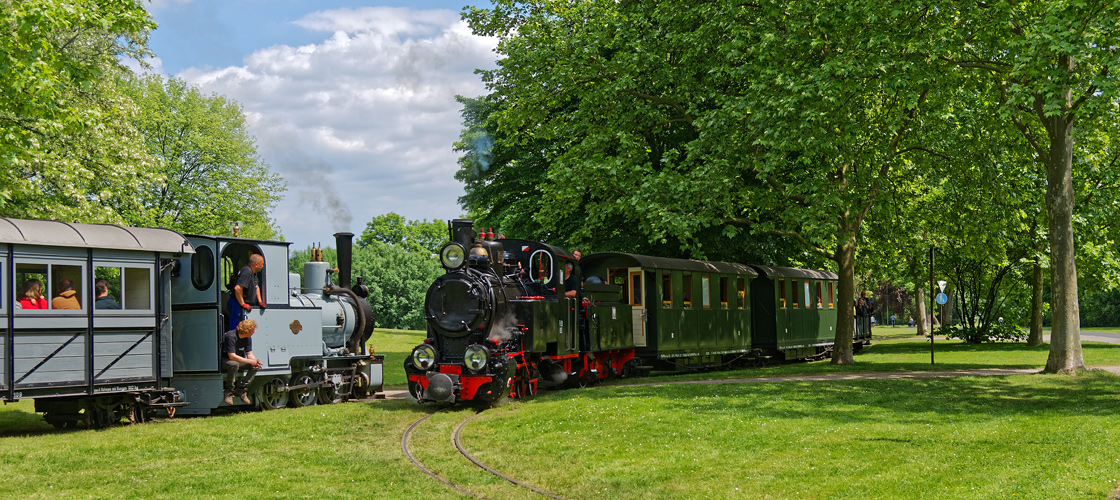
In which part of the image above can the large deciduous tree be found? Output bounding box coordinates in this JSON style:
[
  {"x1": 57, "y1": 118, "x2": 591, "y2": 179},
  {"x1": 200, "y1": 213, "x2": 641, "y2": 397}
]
[
  {"x1": 0, "y1": 0, "x2": 157, "y2": 222},
  {"x1": 119, "y1": 74, "x2": 284, "y2": 239},
  {"x1": 466, "y1": 0, "x2": 958, "y2": 363},
  {"x1": 947, "y1": 1, "x2": 1120, "y2": 373}
]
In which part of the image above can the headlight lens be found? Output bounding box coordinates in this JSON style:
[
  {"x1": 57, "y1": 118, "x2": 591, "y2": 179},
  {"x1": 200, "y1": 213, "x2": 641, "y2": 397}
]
[
  {"x1": 440, "y1": 243, "x2": 466, "y2": 269},
  {"x1": 412, "y1": 345, "x2": 437, "y2": 370},
  {"x1": 464, "y1": 345, "x2": 489, "y2": 371}
]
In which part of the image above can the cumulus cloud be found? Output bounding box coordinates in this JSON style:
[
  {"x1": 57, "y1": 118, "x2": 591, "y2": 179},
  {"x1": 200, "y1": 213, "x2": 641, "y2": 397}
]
[{"x1": 178, "y1": 7, "x2": 498, "y2": 246}]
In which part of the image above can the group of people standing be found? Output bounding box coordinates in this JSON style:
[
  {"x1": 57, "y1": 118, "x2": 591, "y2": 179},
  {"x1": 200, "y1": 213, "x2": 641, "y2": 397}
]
[{"x1": 16, "y1": 278, "x2": 120, "y2": 310}]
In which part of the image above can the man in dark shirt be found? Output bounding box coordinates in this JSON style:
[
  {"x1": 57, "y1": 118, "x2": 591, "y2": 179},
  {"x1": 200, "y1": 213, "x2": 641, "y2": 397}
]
[
  {"x1": 222, "y1": 319, "x2": 262, "y2": 405},
  {"x1": 228, "y1": 254, "x2": 266, "y2": 330},
  {"x1": 94, "y1": 279, "x2": 121, "y2": 309}
]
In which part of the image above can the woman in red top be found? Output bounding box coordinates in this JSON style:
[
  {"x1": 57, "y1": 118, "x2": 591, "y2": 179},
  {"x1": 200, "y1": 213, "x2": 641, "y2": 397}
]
[{"x1": 19, "y1": 279, "x2": 48, "y2": 309}]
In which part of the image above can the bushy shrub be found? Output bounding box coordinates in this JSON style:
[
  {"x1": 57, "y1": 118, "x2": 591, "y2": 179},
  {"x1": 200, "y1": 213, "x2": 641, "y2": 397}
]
[{"x1": 942, "y1": 322, "x2": 1026, "y2": 343}]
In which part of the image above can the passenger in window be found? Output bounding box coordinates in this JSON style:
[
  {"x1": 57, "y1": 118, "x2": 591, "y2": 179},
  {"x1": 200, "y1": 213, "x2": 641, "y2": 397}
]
[
  {"x1": 19, "y1": 279, "x2": 48, "y2": 309},
  {"x1": 94, "y1": 279, "x2": 121, "y2": 310},
  {"x1": 228, "y1": 254, "x2": 266, "y2": 330},
  {"x1": 51, "y1": 279, "x2": 81, "y2": 309},
  {"x1": 222, "y1": 319, "x2": 262, "y2": 405}
]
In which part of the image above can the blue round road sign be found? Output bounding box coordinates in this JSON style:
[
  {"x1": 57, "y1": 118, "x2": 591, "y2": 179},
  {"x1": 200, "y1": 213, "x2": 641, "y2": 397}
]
[{"x1": 936, "y1": 292, "x2": 948, "y2": 305}]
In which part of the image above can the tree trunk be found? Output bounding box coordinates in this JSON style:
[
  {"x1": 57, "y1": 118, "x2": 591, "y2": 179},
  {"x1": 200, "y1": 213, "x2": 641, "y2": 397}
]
[
  {"x1": 831, "y1": 240, "x2": 856, "y2": 364},
  {"x1": 916, "y1": 287, "x2": 928, "y2": 337},
  {"x1": 1041, "y1": 58, "x2": 1084, "y2": 374},
  {"x1": 1027, "y1": 260, "x2": 1045, "y2": 346}
]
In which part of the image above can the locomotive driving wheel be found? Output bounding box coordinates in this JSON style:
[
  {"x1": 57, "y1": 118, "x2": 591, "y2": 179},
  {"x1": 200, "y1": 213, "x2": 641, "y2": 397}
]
[
  {"x1": 288, "y1": 372, "x2": 318, "y2": 408},
  {"x1": 256, "y1": 376, "x2": 290, "y2": 410}
]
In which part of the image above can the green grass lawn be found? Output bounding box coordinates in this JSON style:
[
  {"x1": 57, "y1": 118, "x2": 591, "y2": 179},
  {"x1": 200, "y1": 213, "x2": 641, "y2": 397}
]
[{"x1": 0, "y1": 332, "x2": 1118, "y2": 499}]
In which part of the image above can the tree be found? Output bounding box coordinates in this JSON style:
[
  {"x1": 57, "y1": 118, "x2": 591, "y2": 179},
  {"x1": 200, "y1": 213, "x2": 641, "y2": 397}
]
[
  {"x1": 358, "y1": 212, "x2": 448, "y2": 254},
  {"x1": 118, "y1": 74, "x2": 284, "y2": 238},
  {"x1": 466, "y1": 0, "x2": 961, "y2": 364},
  {"x1": 0, "y1": 0, "x2": 157, "y2": 222},
  {"x1": 947, "y1": 1, "x2": 1120, "y2": 373}
]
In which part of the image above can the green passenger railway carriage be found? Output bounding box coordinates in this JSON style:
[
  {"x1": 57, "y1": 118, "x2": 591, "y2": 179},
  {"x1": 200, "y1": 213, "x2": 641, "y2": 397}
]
[{"x1": 407, "y1": 220, "x2": 855, "y2": 405}]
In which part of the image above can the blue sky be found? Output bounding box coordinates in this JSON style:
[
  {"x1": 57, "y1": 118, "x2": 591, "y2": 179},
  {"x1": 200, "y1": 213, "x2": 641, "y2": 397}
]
[{"x1": 143, "y1": 0, "x2": 498, "y2": 248}]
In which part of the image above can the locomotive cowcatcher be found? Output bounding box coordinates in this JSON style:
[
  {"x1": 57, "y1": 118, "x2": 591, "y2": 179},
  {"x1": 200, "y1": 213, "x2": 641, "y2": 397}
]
[{"x1": 405, "y1": 220, "x2": 636, "y2": 404}]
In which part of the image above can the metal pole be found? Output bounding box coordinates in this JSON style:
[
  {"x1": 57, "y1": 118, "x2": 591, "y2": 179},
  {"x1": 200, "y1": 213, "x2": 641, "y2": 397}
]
[{"x1": 929, "y1": 247, "x2": 935, "y2": 365}]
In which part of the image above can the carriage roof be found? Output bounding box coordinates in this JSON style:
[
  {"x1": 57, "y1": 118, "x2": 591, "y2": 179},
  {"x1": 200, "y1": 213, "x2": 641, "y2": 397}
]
[
  {"x1": 0, "y1": 218, "x2": 194, "y2": 254},
  {"x1": 580, "y1": 252, "x2": 759, "y2": 276},
  {"x1": 749, "y1": 265, "x2": 838, "y2": 280}
]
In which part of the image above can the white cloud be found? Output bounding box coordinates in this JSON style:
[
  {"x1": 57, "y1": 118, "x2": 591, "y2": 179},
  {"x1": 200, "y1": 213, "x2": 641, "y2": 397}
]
[{"x1": 177, "y1": 7, "x2": 498, "y2": 246}]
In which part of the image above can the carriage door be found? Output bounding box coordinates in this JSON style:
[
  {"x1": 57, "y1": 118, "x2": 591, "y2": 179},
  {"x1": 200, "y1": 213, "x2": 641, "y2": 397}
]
[
  {"x1": 170, "y1": 236, "x2": 221, "y2": 373},
  {"x1": 629, "y1": 269, "x2": 646, "y2": 346}
]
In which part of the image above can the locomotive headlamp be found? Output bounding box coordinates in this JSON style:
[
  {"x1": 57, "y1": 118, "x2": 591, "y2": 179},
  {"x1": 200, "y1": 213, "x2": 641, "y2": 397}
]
[
  {"x1": 464, "y1": 345, "x2": 489, "y2": 371},
  {"x1": 440, "y1": 243, "x2": 466, "y2": 270},
  {"x1": 411, "y1": 345, "x2": 438, "y2": 370}
]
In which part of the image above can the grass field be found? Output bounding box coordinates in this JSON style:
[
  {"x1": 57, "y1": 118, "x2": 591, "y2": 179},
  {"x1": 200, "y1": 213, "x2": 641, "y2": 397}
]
[{"x1": 0, "y1": 330, "x2": 1118, "y2": 499}]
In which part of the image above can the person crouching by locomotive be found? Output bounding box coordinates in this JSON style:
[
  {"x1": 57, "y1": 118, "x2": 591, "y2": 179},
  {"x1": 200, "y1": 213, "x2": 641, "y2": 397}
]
[
  {"x1": 228, "y1": 254, "x2": 266, "y2": 330},
  {"x1": 222, "y1": 319, "x2": 262, "y2": 405}
]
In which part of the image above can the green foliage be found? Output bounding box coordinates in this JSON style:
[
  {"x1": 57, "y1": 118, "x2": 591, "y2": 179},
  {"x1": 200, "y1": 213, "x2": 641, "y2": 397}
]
[
  {"x1": 358, "y1": 212, "x2": 446, "y2": 254},
  {"x1": 291, "y1": 243, "x2": 442, "y2": 331},
  {"x1": 0, "y1": 0, "x2": 157, "y2": 222},
  {"x1": 354, "y1": 243, "x2": 442, "y2": 331},
  {"x1": 117, "y1": 74, "x2": 284, "y2": 239}
]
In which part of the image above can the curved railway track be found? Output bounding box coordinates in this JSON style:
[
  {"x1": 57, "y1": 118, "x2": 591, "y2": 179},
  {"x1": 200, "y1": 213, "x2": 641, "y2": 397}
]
[{"x1": 402, "y1": 408, "x2": 567, "y2": 500}]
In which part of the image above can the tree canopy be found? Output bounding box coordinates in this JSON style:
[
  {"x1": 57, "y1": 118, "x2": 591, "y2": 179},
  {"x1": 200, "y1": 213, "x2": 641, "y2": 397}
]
[
  {"x1": 0, "y1": 0, "x2": 157, "y2": 222},
  {"x1": 118, "y1": 74, "x2": 285, "y2": 239}
]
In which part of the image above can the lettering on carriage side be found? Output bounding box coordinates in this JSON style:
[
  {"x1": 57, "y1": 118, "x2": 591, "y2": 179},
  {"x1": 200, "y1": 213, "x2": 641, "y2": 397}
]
[{"x1": 95, "y1": 385, "x2": 139, "y2": 393}]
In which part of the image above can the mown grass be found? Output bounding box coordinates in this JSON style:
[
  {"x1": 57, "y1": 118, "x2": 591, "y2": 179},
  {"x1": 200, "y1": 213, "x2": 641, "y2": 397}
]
[
  {"x1": 466, "y1": 372, "x2": 1120, "y2": 499},
  {"x1": 367, "y1": 328, "x2": 425, "y2": 389},
  {"x1": 0, "y1": 332, "x2": 1117, "y2": 499}
]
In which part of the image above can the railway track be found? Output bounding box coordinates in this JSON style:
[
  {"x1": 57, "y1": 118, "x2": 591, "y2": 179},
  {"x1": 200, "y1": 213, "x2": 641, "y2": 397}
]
[{"x1": 402, "y1": 408, "x2": 567, "y2": 500}]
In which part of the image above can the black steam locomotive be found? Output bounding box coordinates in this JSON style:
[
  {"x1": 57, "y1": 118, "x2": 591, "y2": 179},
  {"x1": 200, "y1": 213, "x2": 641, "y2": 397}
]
[{"x1": 406, "y1": 220, "x2": 848, "y2": 404}]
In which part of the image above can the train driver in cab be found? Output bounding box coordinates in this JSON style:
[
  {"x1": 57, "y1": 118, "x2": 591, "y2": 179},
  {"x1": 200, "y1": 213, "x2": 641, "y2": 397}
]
[
  {"x1": 228, "y1": 254, "x2": 266, "y2": 330},
  {"x1": 222, "y1": 319, "x2": 262, "y2": 405}
]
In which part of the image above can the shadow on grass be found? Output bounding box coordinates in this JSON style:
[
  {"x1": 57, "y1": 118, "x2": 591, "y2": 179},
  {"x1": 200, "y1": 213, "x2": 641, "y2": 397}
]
[{"x1": 578, "y1": 370, "x2": 1120, "y2": 424}]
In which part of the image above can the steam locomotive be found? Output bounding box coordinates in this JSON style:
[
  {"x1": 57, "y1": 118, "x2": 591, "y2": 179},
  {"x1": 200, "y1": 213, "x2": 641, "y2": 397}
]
[
  {"x1": 406, "y1": 220, "x2": 850, "y2": 404},
  {"x1": 0, "y1": 217, "x2": 383, "y2": 428}
]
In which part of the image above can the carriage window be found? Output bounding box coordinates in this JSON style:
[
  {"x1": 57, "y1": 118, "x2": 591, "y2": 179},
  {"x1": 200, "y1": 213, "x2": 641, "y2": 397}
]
[
  {"x1": 791, "y1": 280, "x2": 799, "y2": 308},
  {"x1": 828, "y1": 282, "x2": 835, "y2": 308},
  {"x1": 661, "y1": 272, "x2": 672, "y2": 308},
  {"x1": 701, "y1": 276, "x2": 711, "y2": 309},
  {"x1": 15, "y1": 262, "x2": 83, "y2": 310},
  {"x1": 609, "y1": 268, "x2": 629, "y2": 304},
  {"x1": 630, "y1": 272, "x2": 642, "y2": 306},
  {"x1": 779, "y1": 279, "x2": 786, "y2": 308},
  {"x1": 719, "y1": 277, "x2": 729, "y2": 309},
  {"x1": 803, "y1": 281, "x2": 811, "y2": 309},
  {"x1": 816, "y1": 282, "x2": 823, "y2": 309},
  {"x1": 191, "y1": 246, "x2": 215, "y2": 290},
  {"x1": 682, "y1": 274, "x2": 693, "y2": 309},
  {"x1": 736, "y1": 277, "x2": 746, "y2": 309},
  {"x1": 95, "y1": 267, "x2": 122, "y2": 310}
]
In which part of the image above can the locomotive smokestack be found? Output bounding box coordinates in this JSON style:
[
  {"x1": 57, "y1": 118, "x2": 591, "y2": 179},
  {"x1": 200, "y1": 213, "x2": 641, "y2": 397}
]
[
  {"x1": 334, "y1": 232, "x2": 353, "y2": 290},
  {"x1": 450, "y1": 219, "x2": 475, "y2": 249}
]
